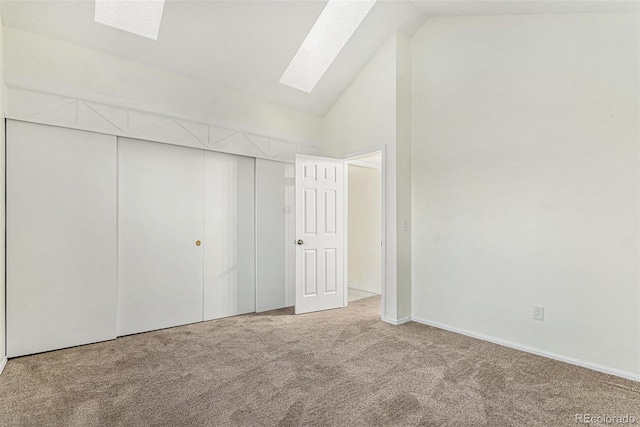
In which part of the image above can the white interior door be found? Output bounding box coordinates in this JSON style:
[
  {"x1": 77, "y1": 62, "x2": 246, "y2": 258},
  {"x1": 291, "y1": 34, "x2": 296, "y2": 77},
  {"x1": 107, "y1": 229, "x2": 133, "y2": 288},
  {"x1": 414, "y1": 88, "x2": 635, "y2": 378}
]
[
  {"x1": 203, "y1": 151, "x2": 255, "y2": 320},
  {"x1": 295, "y1": 155, "x2": 345, "y2": 314},
  {"x1": 117, "y1": 138, "x2": 204, "y2": 336},
  {"x1": 6, "y1": 121, "x2": 117, "y2": 357}
]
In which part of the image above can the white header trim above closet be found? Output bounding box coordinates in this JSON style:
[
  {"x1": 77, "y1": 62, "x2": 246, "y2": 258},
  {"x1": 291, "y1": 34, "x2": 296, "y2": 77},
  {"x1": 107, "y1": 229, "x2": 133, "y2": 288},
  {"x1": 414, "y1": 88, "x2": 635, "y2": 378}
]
[{"x1": 3, "y1": 79, "x2": 322, "y2": 164}]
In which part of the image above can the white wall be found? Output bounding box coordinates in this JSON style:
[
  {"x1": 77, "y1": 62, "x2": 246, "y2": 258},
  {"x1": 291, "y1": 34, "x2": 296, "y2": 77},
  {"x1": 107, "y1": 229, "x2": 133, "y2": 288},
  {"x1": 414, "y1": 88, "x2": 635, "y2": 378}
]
[
  {"x1": 348, "y1": 164, "x2": 382, "y2": 294},
  {"x1": 322, "y1": 33, "x2": 397, "y2": 159},
  {"x1": 323, "y1": 32, "x2": 411, "y2": 322},
  {"x1": 0, "y1": 16, "x2": 6, "y2": 371},
  {"x1": 3, "y1": 27, "x2": 322, "y2": 146},
  {"x1": 411, "y1": 14, "x2": 640, "y2": 376}
]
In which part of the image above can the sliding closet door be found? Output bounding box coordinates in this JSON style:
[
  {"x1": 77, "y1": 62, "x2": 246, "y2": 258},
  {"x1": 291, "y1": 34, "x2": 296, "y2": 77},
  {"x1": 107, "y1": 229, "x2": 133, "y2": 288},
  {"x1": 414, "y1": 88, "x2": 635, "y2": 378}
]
[
  {"x1": 255, "y1": 159, "x2": 295, "y2": 312},
  {"x1": 204, "y1": 151, "x2": 255, "y2": 320},
  {"x1": 118, "y1": 138, "x2": 204, "y2": 336},
  {"x1": 6, "y1": 121, "x2": 117, "y2": 357}
]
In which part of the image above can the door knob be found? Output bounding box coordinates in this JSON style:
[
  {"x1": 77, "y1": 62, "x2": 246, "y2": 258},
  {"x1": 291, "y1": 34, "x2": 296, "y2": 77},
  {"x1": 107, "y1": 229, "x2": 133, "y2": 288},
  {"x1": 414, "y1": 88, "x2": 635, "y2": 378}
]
[
  {"x1": 296, "y1": 239, "x2": 304, "y2": 245},
  {"x1": 195, "y1": 240, "x2": 201, "y2": 246}
]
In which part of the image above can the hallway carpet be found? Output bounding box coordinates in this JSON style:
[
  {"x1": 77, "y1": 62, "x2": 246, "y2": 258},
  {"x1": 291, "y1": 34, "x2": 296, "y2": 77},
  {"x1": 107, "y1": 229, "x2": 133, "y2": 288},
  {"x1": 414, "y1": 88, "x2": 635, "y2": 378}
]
[{"x1": 0, "y1": 296, "x2": 638, "y2": 426}]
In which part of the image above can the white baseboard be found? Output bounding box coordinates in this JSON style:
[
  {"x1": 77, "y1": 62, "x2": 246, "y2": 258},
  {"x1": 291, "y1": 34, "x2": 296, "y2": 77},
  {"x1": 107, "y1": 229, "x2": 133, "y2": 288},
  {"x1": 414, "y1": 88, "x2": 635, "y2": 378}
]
[
  {"x1": 411, "y1": 316, "x2": 640, "y2": 383},
  {"x1": 0, "y1": 357, "x2": 7, "y2": 376},
  {"x1": 348, "y1": 285, "x2": 381, "y2": 294},
  {"x1": 383, "y1": 316, "x2": 411, "y2": 326}
]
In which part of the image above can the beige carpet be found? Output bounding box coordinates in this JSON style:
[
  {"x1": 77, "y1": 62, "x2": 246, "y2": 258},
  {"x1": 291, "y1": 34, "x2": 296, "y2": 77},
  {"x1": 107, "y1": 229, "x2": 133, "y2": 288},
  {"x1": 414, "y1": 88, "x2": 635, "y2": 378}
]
[{"x1": 0, "y1": 296, "x2": 638, "y2": 426}]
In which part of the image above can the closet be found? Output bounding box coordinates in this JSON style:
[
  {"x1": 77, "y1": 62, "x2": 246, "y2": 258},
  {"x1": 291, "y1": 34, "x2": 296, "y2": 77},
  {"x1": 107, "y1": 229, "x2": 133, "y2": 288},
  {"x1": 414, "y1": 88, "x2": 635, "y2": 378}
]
[
  {"x1": 117, "y1": 137, "x2": 255, "y2": 336},
  {"x1": 6, "y1": 122, "x2": 257, "y2": 357}
]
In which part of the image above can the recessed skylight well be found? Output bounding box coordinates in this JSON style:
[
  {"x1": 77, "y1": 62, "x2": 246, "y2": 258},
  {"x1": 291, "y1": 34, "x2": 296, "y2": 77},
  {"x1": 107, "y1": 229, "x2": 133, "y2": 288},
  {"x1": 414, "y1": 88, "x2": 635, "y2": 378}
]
[
  {"x1": 95, "y1": 0, "x2": 166, "y2": 40},
  {"x1": 280, "y1": 0, "x2": 377, "y2": 93}
]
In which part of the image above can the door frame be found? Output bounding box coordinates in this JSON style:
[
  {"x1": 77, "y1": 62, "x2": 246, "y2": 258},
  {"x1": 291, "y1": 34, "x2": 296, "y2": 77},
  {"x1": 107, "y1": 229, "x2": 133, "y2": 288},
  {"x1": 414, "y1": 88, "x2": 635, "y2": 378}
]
[{"x1": 343, "y1": 148, "x2": 386, "y2": 320}]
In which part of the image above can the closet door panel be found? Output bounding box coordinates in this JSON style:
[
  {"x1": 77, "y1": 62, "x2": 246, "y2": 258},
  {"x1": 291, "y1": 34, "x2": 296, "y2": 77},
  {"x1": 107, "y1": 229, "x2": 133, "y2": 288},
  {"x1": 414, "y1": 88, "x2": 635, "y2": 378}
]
[
  {"x1": 255, "y1": 159, "x2": 295, "y2": 312},
  {"x1": 6, "y1": 121, "x2": 117, "y2": 357},
  {"x1": 117, "y1": 138, "x2": 204, "y2": 336},
  {"x1": 204, "y1": 151, "x2": 255, "y2": 320}
]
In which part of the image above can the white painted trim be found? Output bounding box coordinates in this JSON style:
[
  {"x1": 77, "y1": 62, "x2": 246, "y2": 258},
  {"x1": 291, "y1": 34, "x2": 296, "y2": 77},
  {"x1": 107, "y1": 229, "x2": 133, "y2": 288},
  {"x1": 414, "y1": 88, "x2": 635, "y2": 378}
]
[
  {"x1": 383, "y1": 316, "x2": 410, "y2": 326},
  {"x1": 254, "y1": 159, "x2": 259, "y2": 314},
  {"x1": 0, "y1": 357, "x2": 7, "y2": 375},
  {"x1": 411, "y1": 316, "x2": 640, "y2": 383},
  {"x1": 5, "y1": 77, "x2": 320, "y2": 147},
  {"x1": 3, "y1": 80, "x2": 321, "y2": 164},
  {"x1": 343, "y1": 159, "x2": 349, "y2": 307},
  {"x1": 380, "y1": 145, "x2": 387, "y2": 322}
]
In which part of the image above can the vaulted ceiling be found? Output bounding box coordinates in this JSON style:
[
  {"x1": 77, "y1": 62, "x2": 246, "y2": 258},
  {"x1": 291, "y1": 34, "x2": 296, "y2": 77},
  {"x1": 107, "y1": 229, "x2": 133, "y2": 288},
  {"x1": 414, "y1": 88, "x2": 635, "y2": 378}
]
[{"x1": 1, "y1": 1, "x2": 637, "y2": 116}]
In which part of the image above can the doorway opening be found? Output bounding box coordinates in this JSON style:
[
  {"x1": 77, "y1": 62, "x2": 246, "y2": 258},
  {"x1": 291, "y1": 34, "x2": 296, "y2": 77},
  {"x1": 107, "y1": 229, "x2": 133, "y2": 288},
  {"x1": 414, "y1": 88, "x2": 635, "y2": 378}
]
[{"x1": 345, "y1": 151, "x2": 383, "y2": 307}]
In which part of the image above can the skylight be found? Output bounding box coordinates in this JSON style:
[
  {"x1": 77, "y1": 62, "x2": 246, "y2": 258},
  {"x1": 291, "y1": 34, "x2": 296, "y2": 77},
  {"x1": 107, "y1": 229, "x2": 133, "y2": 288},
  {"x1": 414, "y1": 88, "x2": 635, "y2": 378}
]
[
  {"x1": 280, "y1": 0, "x2": 377, "y2": 93},
  {"x1": 95, "y1": 0, "x2": 166, "y2": 40}
]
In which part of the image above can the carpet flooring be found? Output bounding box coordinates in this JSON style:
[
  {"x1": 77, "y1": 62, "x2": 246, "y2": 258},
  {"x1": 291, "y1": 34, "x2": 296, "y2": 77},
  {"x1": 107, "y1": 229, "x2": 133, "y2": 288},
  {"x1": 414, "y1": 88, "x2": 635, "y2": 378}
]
[{"x1": 0, "y1": 296, "x2": 638, "y2": 426}]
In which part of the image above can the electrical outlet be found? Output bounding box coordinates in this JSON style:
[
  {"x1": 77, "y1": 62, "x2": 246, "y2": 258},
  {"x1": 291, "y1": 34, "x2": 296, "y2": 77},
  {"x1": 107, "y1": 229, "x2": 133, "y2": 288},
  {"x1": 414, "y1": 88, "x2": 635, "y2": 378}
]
[{"x1": 533, "y1": 305, "x2": 544, "y2": 321}]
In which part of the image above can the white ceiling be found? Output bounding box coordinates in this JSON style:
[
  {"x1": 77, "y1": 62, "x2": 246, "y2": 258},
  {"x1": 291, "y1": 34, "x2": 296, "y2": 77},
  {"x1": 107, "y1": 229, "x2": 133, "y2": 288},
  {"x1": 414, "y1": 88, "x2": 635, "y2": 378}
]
[{"x1": 1, "y1": 1, "x2": 637, "y2": 116}]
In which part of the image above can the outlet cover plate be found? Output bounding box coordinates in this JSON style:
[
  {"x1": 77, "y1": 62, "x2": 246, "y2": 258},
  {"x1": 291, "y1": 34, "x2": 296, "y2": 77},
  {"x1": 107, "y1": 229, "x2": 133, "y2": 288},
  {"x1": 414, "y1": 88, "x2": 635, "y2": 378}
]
[{"x1": 533, "y1": 305, "x2": 544, "y2": 321}]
